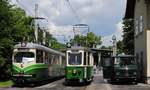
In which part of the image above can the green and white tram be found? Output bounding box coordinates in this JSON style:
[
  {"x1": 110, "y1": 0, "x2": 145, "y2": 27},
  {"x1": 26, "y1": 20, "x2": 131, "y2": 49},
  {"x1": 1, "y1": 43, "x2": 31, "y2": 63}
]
[
  {"x1": 65, "y1": 46, "x2": 94, "y2": 83},
  {"x1": 12, "y1": 42, "x2": 65, "y2": 83}
]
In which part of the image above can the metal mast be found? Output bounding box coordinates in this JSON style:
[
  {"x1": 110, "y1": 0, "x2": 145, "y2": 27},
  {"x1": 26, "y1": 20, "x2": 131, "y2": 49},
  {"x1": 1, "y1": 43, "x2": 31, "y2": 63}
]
[
  {"x1": 34, "y1": 4, "x2": 38, "y2": 43},
  {"x1": 112, "y1": 35, "x2": 117, "y2": 56}
]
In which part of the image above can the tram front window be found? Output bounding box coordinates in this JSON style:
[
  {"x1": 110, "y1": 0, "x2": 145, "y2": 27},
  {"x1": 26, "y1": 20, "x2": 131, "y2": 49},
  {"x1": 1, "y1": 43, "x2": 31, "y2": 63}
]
[
  {"x1": 68, "y1": 53, "x2": 82, "y2": 65},
  {"x1": 14, "y1": 52, "x2": 34, "y2": 63},
  {"x1": 114, "y1": 57, "x2": 136, "y2": 67}
]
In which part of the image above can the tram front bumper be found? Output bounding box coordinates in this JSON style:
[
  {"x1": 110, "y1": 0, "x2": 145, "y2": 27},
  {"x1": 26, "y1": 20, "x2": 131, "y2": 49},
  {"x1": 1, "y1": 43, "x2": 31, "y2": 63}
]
[{"x1": 12, "y1": 74, "x2": 35, "y2": 83}]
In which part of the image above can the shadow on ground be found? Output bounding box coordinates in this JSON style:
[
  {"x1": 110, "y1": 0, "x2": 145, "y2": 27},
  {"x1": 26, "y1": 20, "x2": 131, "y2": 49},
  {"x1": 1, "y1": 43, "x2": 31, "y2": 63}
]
[
  {"x1": 107, "y1": 79, "x2": 138, "y2": 85},
  {"x1": 12, "y1": 77, "x2": 64, "y2": 88},
  {"x1": 62, "y1": 81, "x2": 91, "y2": 87}
]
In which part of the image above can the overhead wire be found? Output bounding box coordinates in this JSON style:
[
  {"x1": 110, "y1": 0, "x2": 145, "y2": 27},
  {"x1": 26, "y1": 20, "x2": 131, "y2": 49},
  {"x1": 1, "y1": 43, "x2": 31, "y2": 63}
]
[
  {"x1": 16, "y1": 0, "x2": 34, "y2": 16},
  {"x1": 64, "y1": 0, "x2": 81, "y2": 23}
]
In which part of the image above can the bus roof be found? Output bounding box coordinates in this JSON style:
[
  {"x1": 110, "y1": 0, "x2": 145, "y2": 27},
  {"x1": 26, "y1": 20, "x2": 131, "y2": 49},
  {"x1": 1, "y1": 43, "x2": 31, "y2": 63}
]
[{"x1": 112, "y1": 55, "x2": 135, "y2": 58}]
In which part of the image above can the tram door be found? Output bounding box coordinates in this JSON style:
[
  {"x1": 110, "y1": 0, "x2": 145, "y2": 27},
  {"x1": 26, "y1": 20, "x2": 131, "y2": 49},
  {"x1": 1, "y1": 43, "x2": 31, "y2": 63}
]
[{"x1": 102, "y1": 57, "x2": 113, "y2": 79}]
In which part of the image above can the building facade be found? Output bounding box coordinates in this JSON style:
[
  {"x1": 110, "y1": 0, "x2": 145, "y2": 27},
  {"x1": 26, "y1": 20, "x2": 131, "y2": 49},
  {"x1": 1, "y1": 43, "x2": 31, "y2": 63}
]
[{"x1": 125, "y1": 0, "x2": 150, "y2": 84}]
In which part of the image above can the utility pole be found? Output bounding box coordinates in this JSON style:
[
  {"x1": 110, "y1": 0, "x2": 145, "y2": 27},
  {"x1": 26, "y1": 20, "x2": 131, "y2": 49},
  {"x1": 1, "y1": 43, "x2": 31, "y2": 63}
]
[
  {"x1": 34, "y1": 4, "x2": 38, "y2": 43},
  {"x1": 34, "y1": 4, "x2": 45, "y2": 44},
  {"x1": 112, "y1": 35, "x2": 117, "y2": 56},
  {"x1": 42, "y1": 28, "x2": 47, "y2": 45}
]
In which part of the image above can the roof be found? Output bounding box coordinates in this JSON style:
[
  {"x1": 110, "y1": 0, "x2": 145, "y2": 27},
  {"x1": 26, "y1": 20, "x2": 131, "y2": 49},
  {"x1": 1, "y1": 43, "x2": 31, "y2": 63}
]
[
  {"x1": 112, "y1": 55, "x2": 135, "y2": 58},
  {"x1": 124, "y1": 0, "x2": 136, "y2": 19},
  {"x1": 91, "y1": 48, "x2": 113, "y2": 52},
  {"x1": 14, "y1": 43, "x2": 65, "y2": 56},
  {"x1": 67, "y1": 46, "x2": 94, "y2": 53}
]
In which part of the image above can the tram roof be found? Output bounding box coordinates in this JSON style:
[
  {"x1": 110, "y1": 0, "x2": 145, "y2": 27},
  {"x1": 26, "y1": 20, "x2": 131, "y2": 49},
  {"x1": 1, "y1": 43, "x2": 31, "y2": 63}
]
[
  {"x1": 67, "y1": 46, "x2": 94, "y2": 52},
  {"x1": 14, "y1": 43, "x2": 65, "y2": 56},
  {"x1": 91, "y1": 48, "x2": 113, "y2": 52}
]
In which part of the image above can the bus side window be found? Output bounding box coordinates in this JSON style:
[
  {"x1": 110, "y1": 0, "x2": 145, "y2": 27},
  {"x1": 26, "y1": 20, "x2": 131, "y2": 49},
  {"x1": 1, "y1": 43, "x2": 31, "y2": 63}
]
[{"x1": 36, "y1": 50, "x2": 43, "y2": 63}]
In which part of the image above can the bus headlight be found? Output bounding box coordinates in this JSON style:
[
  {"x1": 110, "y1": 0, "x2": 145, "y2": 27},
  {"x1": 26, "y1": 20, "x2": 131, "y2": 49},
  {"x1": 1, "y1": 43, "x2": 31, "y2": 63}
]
[
  {"x1": 133, "y1": 72, "x2": 137, "y2": 75},
  {"x1": 116, "y1": 72, "x2": 120, "y2": 75}
]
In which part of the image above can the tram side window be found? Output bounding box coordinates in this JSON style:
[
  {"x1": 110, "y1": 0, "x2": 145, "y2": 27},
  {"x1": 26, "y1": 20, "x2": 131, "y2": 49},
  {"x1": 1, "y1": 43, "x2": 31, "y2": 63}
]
[
  {"x1": 88, "y1": 52, "x2": 90, "y2": 65},
  {"x1": 36, "y1": 50, "x2": 43, "y2": 63},
  {"x1": 54, "y1": 55, "x2": 59, "y2": 65},
  {"x1": 84, "y1": 52, "x2": 86, "y2": 65},
  {"x1": 62, "y1": 56, "x2": 66, "y2": 65},
  {"x1": 45, "y1": 52, "x2": 48, "y2": 64}
]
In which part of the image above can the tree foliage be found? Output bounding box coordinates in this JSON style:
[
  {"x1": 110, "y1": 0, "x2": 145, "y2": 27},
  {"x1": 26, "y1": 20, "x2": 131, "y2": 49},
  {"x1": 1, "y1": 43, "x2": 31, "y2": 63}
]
[
  {"x1": 119, "y1": 19, "x2": 134, "y2": 55},
  {"x1": 70, "y1": 32, "x2": 102, "y2": 48},
  {"x1": 0, "y1": 1, "x2": 65, "y2": 80},
  {"x1": 116, "y1": 40, "x2": 124, "y2": 54}
]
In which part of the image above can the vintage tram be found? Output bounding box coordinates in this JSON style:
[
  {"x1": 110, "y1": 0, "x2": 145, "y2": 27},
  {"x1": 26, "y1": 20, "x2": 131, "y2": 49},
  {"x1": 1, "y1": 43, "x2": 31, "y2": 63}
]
[
  {"x1": 65, "y1": 46, "x2": 94, "y2": 84},
  {"x1": 103, "y1": 55, "x2": 139, "y2": 84},
  {"x1": 12, "y1": 42, "x2": 65, "y2": 84}
]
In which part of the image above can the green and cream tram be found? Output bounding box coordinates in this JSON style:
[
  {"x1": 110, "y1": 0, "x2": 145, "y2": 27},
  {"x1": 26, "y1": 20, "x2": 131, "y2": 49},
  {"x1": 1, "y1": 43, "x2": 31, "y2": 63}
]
[
  {"x1": 65, "y1": 46, "x2": 94, "y2": 84},
  {"x1": 12, "y1": 42, "x2": 65, "y2": 84}
]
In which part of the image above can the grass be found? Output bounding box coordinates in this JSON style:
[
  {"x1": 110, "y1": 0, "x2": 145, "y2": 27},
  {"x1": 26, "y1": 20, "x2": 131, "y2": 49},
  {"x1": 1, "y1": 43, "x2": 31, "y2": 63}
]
[{"x1": 0, "y1": 80, "x2": 13, "y2": 88}]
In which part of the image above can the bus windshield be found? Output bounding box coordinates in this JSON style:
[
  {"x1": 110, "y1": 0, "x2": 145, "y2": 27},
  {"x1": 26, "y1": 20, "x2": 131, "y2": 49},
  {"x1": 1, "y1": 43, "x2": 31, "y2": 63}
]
[
  {"x1": 14, "y1": 52, "x2": 34, "y2": 63},
  {"x1": 68, "y1": 52, "x2": 82, "y2": 65},
  {"x1": 114, "y1": 57, "x2": 136, "y2": 67}
]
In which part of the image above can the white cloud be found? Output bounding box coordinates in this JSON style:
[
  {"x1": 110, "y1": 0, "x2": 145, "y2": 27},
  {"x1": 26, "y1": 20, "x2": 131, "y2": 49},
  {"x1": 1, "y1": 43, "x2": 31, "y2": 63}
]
[
  {"x1": 102, "y1": 21, "x2": 123, "y2": 46},
  {"x1": 46, "y1": 23, "x2": 74, "y2": 42},
  {"x1": 10, "y1": 0, "x2": 126, "y2": 44}
]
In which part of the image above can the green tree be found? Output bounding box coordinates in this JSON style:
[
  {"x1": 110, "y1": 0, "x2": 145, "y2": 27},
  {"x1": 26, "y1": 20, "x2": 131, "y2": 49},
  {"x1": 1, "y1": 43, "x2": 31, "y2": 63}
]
[
  {"x1": 117, "y1": 40, "x2": 124, "y2": 54},
  {"x1": 0, "y1": 1, "x2": 33, "y2": 80},
  {"x1": 101, "y1": 45, "x2": 112, "y2": 50},
  {"x1": 0, "y1": 0, "x2": 13, "y2": 80},
  {"x1": 70, "y1": 32, "x2": 102, "y2": 48},
  {"x1": 122, "y1": 19, "x2": 134, "y2": 55},
  {"x1": 86, "y1": 32, "x2": 102, "y2": 48}
]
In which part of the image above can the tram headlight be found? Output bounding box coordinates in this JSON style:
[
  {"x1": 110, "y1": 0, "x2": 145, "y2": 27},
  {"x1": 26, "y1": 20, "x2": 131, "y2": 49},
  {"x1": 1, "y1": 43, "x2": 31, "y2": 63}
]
[{"x1": 73, "y1": 69, "x2": 77, "y2": 73}]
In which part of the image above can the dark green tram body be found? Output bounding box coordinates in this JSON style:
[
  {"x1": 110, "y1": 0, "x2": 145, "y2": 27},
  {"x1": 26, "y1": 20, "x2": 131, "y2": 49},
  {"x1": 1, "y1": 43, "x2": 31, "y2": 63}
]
[
  {"x1": 65, "y1": 46, "x2": 94, "y2": 83},
  {"x1": 103, "y1": 55, "x2": 139, "y2": 83},
  {"x1": 12, "y1": 43, "x2": 65, "y2": 84}
]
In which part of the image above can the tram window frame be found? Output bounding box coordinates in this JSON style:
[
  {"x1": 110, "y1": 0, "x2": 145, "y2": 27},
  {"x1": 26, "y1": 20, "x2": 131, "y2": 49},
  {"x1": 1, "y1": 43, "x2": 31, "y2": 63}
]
[{"x1": 36, "y1": 50, "x2": 44, "y2": 63}]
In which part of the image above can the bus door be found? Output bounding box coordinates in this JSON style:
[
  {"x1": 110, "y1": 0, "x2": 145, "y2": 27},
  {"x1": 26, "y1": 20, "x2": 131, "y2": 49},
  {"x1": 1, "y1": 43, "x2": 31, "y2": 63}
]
[{"x1": 102, "y1": 57, "x2": 113, "y2": 79}]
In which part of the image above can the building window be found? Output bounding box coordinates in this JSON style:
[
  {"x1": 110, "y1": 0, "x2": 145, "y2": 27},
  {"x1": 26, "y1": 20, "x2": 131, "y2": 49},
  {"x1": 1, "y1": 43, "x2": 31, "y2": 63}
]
[
  {"x1": 139, "y1": 16, "x2": 144, "y2": 33},
  {"x1": 135, "y1": 16, "x2": 144, "y2": 37},
  {"x1": 135, "y1": 19, "x2": 139, "y2": 36}
]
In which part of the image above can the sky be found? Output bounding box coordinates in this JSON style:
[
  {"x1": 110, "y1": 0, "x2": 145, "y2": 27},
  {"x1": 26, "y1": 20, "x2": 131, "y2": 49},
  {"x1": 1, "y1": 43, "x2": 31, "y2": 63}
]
[{"x1": 11, "y1": 0, "x2": 127, "y2": 46}]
